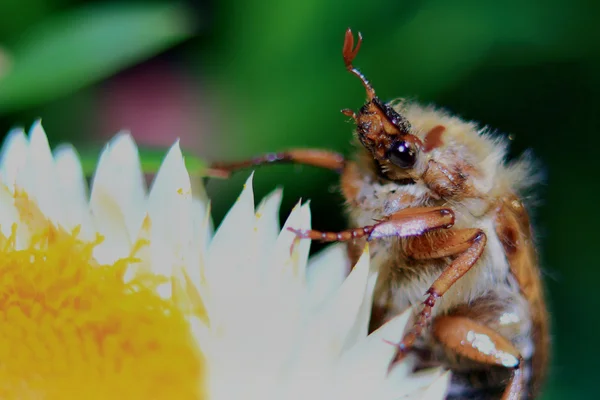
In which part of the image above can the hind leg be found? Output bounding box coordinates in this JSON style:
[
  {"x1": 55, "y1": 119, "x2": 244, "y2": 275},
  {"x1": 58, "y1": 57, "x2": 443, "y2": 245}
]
[{"x1": 432, "y1": 315, "x2": 525, "y2": 400}]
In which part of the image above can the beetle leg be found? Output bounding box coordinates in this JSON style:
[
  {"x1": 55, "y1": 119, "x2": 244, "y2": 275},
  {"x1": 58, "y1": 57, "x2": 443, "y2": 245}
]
[
  {"x1": 289, "y1": 206, "x2": 454, "y2": 242},
  {"x1": 432, "y1": 315, "x2": 525, "y2": 400},
  {"x1": 397, "y1": 229, "x2": 487, "y2": 352},
  {"x1": 211, "y1": 149, "x2": 346, "y2": 176}
]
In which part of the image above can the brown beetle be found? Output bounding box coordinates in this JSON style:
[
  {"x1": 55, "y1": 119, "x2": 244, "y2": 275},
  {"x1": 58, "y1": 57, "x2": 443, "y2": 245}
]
[{"x1": 212, "y1": 29, "x2": 549, "y2": 399}]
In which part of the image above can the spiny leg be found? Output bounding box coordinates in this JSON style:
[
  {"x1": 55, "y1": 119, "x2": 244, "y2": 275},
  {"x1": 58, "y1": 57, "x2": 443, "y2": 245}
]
[
  {"x1": 211, "y1": 149, "x2": 346, "y2": 176},
  {"x1": 397, "y1": 228, "x2": 487, "y2": 352},
  {"x1": 433, "y1": 315, "x2": 525, "y2": 400},
  {"x1": 289, "y1": 206, "x2": 455, "y2": 242}
]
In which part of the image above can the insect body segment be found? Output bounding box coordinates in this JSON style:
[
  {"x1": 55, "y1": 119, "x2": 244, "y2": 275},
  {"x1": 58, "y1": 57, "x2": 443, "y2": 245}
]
[{"x1": 212, "y1": 29, "x2": 548, "y2": 399}]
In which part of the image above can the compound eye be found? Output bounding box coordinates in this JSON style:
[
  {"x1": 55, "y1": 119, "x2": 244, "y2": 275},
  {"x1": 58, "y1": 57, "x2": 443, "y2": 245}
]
[{"x1": 388, "y1": 140, "x2": 417, "y2": 168}]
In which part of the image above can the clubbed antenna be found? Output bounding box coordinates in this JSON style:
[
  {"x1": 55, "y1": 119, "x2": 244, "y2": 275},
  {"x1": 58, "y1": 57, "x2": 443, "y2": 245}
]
[{"x1": 343, "y1": 28, "x2": 376, "y2": 101}]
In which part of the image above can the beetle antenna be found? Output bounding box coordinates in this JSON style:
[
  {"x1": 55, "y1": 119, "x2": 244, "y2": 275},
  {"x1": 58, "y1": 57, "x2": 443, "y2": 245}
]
[{"x1": 343, "y1": 28, "x2": 375, "y2": 101}]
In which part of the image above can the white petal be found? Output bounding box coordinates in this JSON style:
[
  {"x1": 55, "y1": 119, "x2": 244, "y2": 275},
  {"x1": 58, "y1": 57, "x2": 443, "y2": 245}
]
[
  {"x1": 194, "y1": 200, "x2": 212, "y2": 299},
  {"x1": 375, "y1": 311, "x2": 447, "y2": 399},
  {"x1": 0, "y1": 127, "x2": 28, "y2": 188},
  {"x1": 191, "y1": 197, "x2": 212, "y2": 293},
  {"x1": 146, "y1": 141, "x2": 193, "y2": 298},
  {"x1": 207, "y1": 173, "x2": 255, "y2": 273},
  {"x1": 204, "y1": 173, "x2": 256, "y2": 325},
  {"x1": 17, "y1": 122, "x2": 64, "y2": 224},
  {"x1": 192, "y1": 197, "x2": 211, "y2": 250},
  {"x1": 288, "y1": 244, "x2": 370, "y2": 379},
  {"x1": 385, "y1": 354, "x2": 419, "y2": 391},
  {"x1": 306, "y1": 243, "x2": 350, "y2": 309},
  {"x1": 267, "y1": 200, "x2": 311, "y2": 284},
  {"x1": 342, "y1": 272, "x2": 378, "y2": 350},
  {"x1": 353, "y1": 306, "x2": 413, "y2": 358},
  {"x1": 243, "y1": 200, "x2": 310, "y2": 349},
  {"x1": 90, "y1": 132, "x2": 146, "y2": 242},
  {"x1": 0, "y1": 183, "x2": 18, "y2": 237},
  {"x1": 331, "y1": 304, "x2": 413, "y2": 400},
  {"x1": 53, "y1": 144, "x2": 88, "y2": 201},
  {"x1": 387, "y1": 367, "x2": 446, "y2": 400},
  {"x1": 258, "y1": 201, "x2": 311, "y2": 335},
  {"x1": 190, "y1": 174, "x2": 209, "y2": 204},
  {"x1": 210, "y1": 189, "x2": 284, "y2": 315},
  {"x1": 206, "y1": 197, "x2": 316, "y2": 399},
  {"x1": 341, "y1": 248, "x2": 378, "y2": 352},
  {"x1": 253, "y1": 188, "x2": 282, "y2": 276},
  {"x1": 89, "y1": 140, "x2": 132, "y2": 264},
  {"x1": 53, "y1": 144, "x2": 93, "y2": 237}
]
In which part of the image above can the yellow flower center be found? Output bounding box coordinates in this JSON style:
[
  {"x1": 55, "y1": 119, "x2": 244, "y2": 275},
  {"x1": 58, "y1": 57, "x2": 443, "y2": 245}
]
[{"x1": 0, "y1": 191, "x2": 205, "y2": 399}]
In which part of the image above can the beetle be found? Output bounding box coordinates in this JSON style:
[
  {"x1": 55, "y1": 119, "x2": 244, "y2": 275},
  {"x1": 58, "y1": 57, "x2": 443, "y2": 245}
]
[{"x1": 212, "y1": 29, "x2": 549, "y2": 399}]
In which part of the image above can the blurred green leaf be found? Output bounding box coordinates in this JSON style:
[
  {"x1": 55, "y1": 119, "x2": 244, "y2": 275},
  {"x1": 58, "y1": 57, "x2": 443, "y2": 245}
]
[
  {"x1": 0, "y1": 47, "x2": 11, "y2": 80},
  {"x1": 0, "y1": 0, "x2": 53, "y2": 39},
  {"x1": 78, "y1": 147, "x2": 217, "y2": 178},
  {"x1": 0, "y1": 2, "x2": 195, "y2": 113}
]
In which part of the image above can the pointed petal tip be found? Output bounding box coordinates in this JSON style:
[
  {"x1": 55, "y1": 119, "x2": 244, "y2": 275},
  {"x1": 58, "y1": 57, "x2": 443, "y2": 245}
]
[
  {"x1": 271, "y1": 186, "x2": 284, "y2": 197},
  {"x1": 111, "y1": 130, "x2": 132, "y2": 141},
  {"x1": 0, "y1": 127, "x2": 27, "y2": 153},
  {"x1": 282, "y1": 197, "x2": 311, "y2": 232},
  {"x1": 240, "y1": 171, "x2": 255, "y2": 192},
  {"x1": 167, "y1": 138, "x2": 182, "y2": 154},
  {"x1": 233, "y1": 171, "x2": 255, "y2": 196},
  {"x1": 5, "y1": 126, "x2": 25, "y2": 139},
  {"x1": 163, "y1": 140, "x2": 185, "y2": 166},
  {"x1": 53, "y1": 143, "x2": 84, "y2": 173},
  {"x1": 210, "y1": 171, "x2": 256, "y2": 254},
  {"x1": 299, "y1": 200, "x2": 311, "y2": 216},
  {"x1": 53, "y1": 142, "x2": 75, "y2": 154},
  {"x1": 109, "y1": 131, "x2": 139, "y2": 152},
  {"x1": 0, "y1": 127, "x2": 28, "y2": 185},
  {"x1": 257, "y1": 187, "x2": 283, "y2": 214},
  {"x1": 370, "y1": 307, "x2": 414, "y2": 343},
  {"x1": 29, "y1": 118, "x2": 43, "y2": 132},
  {"x1": 28, "y1": 120, "x2": 49, "y2": 142},
  {"x1": 149, "y1": 140, "x2": 191, "y2": 201}
]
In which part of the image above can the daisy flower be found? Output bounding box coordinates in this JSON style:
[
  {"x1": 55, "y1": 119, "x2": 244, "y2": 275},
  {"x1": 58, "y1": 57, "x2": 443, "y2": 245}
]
[{"x1": 0, "y1": 121, "x2": 450, "y2": 399}]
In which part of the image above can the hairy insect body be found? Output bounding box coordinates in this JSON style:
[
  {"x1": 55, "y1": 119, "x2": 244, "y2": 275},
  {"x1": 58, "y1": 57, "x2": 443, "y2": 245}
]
[
  {"x1": 341, "y1": 101, "x2": 543, "y2": 398},
  {"x1": 213, "y1": 29, "x2": 548, "y2": 399}
]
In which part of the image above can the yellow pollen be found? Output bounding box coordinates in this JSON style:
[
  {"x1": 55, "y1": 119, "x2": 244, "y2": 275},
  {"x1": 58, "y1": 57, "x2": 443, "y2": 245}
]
[{"x1": 0, "y1": 192, "x2": 205, "y2": 399}]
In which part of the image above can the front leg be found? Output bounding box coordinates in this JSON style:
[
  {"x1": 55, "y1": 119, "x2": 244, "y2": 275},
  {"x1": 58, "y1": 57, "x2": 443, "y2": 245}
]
[
  {"x1": 289, "y1": 206, "x2": 455, "y2": 242},
  {"x1": 211, "y1": 149, "x2": 346, "y2": 175}
]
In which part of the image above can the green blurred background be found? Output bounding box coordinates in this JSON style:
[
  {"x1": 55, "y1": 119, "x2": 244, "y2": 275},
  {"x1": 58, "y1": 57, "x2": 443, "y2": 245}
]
[{"x1": 0, "y1": 0, "x2": 598, "y2": 398}]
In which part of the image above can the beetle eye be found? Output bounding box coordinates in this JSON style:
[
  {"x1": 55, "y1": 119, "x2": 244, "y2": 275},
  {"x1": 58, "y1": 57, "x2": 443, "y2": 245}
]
[{"x1": 388, "y1": 140, "x2": 417, "y2": 168}]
